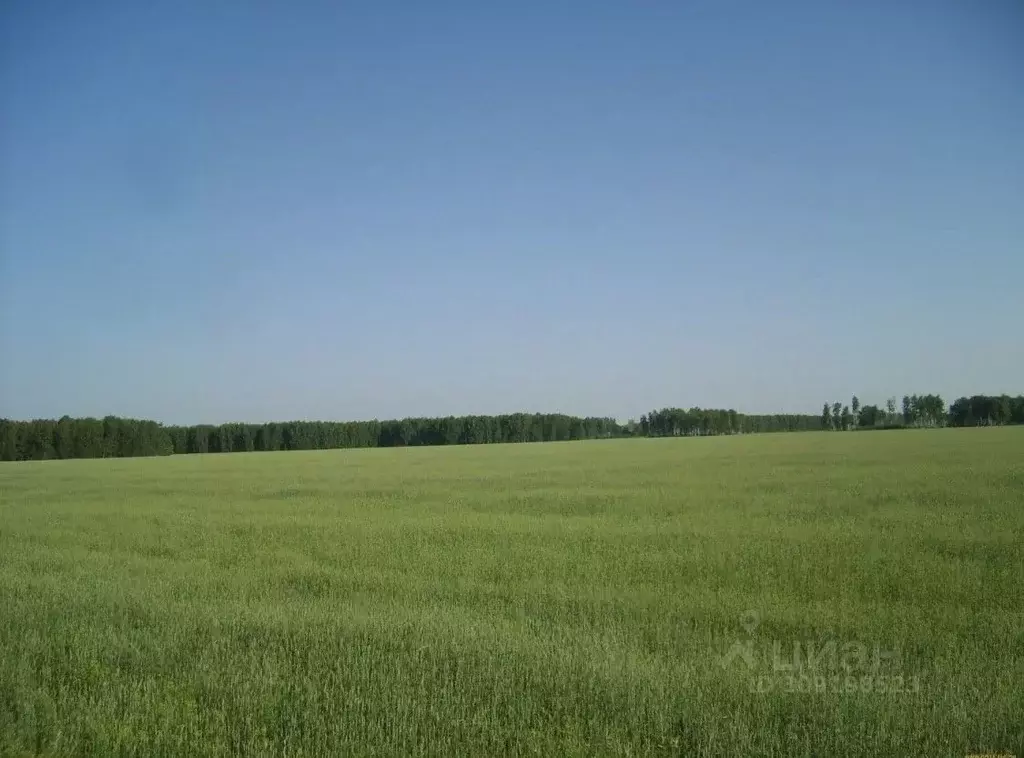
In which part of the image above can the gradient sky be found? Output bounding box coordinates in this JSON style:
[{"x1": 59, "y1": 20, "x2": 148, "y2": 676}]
[{"x1": 1, "y1": 1, "x2": 1022, "y2": 424}]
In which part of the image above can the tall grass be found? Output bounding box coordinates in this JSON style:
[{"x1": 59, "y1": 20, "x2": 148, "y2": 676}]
[{"x1": 1, "y1": 429, "x2": 1021, "y2": 756}]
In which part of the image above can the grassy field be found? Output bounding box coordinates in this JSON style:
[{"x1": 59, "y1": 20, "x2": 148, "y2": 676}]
[{"x1": 1, "y1": 429, "x2": 1022, "y2": 757}]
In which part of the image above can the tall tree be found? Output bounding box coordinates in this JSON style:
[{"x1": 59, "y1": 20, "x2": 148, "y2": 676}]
[
  {"x1": 997, "y1": 396, "x2": 1013, "y2": 425},
  {"x1": 858, "y1": 404, "x2": 881, "y2": 427},
  {"x1": 0, "y1": 420, "x2": 18, "y2": 461},
  {"x1": 886, "y1": 397, "x2": 897, "y2": 424},
  {"x1": 54, "y1": 415, "x2": 75, "y2": 459}
]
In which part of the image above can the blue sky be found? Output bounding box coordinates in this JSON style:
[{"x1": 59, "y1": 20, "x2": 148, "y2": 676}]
[{"x1": 1, "y1": 1, "x2": 1021, "y2": 424}]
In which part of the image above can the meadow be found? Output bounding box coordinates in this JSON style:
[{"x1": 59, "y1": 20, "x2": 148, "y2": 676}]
[{"x1": 1, "y1": 429, "x2": 1021, "y2": 757}]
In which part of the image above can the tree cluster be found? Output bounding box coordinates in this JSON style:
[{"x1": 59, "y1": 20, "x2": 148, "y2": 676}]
[
  {"x1": 948, "y1": 395, "x2": 1024, "y2": 427},
  {"x1": 640, "y1": 408, "x2": 820, "y2": 436},
  {"x1": 821, "y1": 393, "x2": 1024, "y2": 430},
  {"x1": 900, "y1": 394, "x2": 946, "y2": 427},
  {"x1": 0, "y1": 416, "x2": 172, "y2": 461},
  {"x1": 161, "y1": 414, "x2": 623, "y2": 456},
  {"x1": 0, "y1": 413, "x2": 622, "y2": 461}
]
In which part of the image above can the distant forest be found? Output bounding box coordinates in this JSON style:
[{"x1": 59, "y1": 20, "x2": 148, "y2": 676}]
[{"x1": 1, "y1": 394, "x2": 1021, "y2": 462}]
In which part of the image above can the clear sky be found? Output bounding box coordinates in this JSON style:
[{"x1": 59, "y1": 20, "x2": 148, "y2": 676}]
[{"x1": 1, "y1": 1, "x2": 1022, "y2": 424}]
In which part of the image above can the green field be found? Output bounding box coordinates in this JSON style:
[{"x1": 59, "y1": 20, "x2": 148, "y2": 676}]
[{"x1": 1, "y1": 429, "x2": 1022, "y2": 757}]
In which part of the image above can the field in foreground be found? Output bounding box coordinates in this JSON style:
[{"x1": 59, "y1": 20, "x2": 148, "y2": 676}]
[{"x1": 1, "y1": 429, "x2": 1022, "y2": 757}]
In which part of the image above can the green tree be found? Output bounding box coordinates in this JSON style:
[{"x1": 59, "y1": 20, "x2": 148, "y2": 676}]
[
  {"x1": 22, "y1": 420, "x2": 55, "y2": 460},
  {"x1": 997, "y1": 395, "x2": 1013, "y2": 425},
  {"x1": 840, "y1": 405, "x2": 852, "y2": 430},
  {"x1": 858, "y1": 405, "x2": 881, "y2": 427},
  {"x1": 886, "y1": 397, "x2": 897, "y2": 424},
  {"x1": 54, "y1": 415, "x2": 75, "y2": 459},
  {"x1": 0, "y1": 420, "x2": 18, "y2": 461}
]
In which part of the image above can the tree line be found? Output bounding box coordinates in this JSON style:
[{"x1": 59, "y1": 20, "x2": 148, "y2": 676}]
[
  {"x1": 1, "y1": 394, "x2": 1021, "y2": 461},
  {"x1": 639, "y1": 409, "x2": 820, "y2": 436},
  {"x1": 162, "y1": 413, "x2": 622, "y2": 456},
  {"x1": 821, "y1": 394, "x2": 1024, "y2": 431},
  {"x1": 0, "y1": 416, "x2": 172, "y2": 462},
  {"x1": 1, "y1": 413, "x2": 621, "y2": 461}
]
